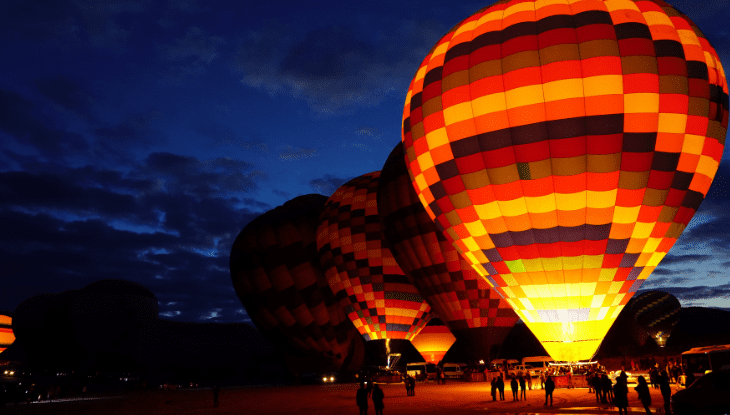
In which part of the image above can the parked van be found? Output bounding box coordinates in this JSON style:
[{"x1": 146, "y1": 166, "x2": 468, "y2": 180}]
[
  {"x1": 406, "y1": 362, "x2": 436, "y2": 381},
  {"x1": 522, "y1": 356, "x2": 555, "y2": 375},
  {"x1": 442, "y1": 363, "x2": 467, "y2": 379}
]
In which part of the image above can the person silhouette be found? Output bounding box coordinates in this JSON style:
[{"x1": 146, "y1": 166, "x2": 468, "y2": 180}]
[
  {"x1": 497, "y1": 375, "x2": 505, "y2": 400},
  {"x1": 613, "y1": 377, "x2": 629, "y2": 415},
  {"x1": 659, "y1": 370, "x2": 672, "y2": 415},
  {"x1": 372, "y1": 383, "x2": 384, "y2": 415},
  {"x1": 635, "y1": 376, "x2": 652, "y2": 415},
  {"x1": 356, "y1": 383, "x2": 369, "y2": 415},
  {"x1": 544, "y1": 375, "x2": 555, "y2": 406},
  {"x1": 510, "y1": 375, "x2": 518, "y2": 401},
  {"x1": 602, "y1": 374, "x2": 613, "y2": 403},
  {"x1": 592, "y1": 373, "x2": 602, "y2": 402},
  {"x1": 490, "y1": 377, "x2": 497, "y2": 401},
  {"x1": 519, "y1": 374, "x2": 527, "y2": 400}
]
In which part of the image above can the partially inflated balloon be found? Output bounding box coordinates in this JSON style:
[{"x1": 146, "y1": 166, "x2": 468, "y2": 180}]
[
  {"x1": 630, "y1": 290, "x2": 680, "y2": 347},
  {"x1": 379, "y1": 143, "x2": 518, "y2": 360},
  {"x1": 410, "y1": 318, "x2": 456, "y2": 364},
  {"x1": 402, "y1": 0, "x2": 727, "y2": 361},
  {"x1": 0, "y1": 313, "x2": 14, "y2": 354},
  {"x1": 317, "y1": 172, "x2": 433, "y2": 341},
  {"x1": 230, "y1": 195, "x2": 364, "y2": 371}
]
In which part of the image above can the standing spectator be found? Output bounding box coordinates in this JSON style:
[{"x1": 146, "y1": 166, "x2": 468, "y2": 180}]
[
  {"x1": 213, "y1": 385, "x2": 220, "y2": 408},
  {"x1": 613, "y1": 377, "x2": 630, "y2": 415},
  {"x1": 544, "y1": 376, "x2": 555, "y2": 406},
  {"x1": 490, "y1": 377, "x2": 497, "y2": 401},
  {"x1": 510, "y1": 375, "x2": 519, "y2": 401},
  {"x1": 372, "y1": 383, "x2": 384, "y2": 415},
  {"x1": 601, "y1": 374, "x2": 614, "y2": 404},
  {"x1": 540, "y1": 371, "x2": 546, "y2": 390},
  {"x1": 659, "y1": 370, "x2": 672, "y2": 415},
  {"x1": 497, "y1": 374, "x2": 505, "y2": 401},
  {"x1": 635, "y1": 376, "x2": 652, "y2": 415},
  {"x1": 519, "y1": 374, "x2": 527, "y2": 400},
  {"x1": 650, "y1": 366, "x2": 659, "y2": 389},
  {"x1": 592, "y1": 373, "x2": 602, "y2": 403},
  {"x1": 356, "y1": 383, "x2": 369, "y2": 415},
  {"x1": 526, "y1": 372, "x2": 532, "y2": 390},
  {"x1": 404, "y1": 375, "x2": 412, "y2": 396}
]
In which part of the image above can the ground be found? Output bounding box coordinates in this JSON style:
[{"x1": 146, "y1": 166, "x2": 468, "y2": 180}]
[{"x1": 3, "y1": 381, "x2": 672, "y2": 415}]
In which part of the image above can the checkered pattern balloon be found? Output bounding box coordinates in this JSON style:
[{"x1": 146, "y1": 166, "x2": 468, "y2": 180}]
[
  {"x1": 402, "y1": 0, "x2": 727, "y2": 361},
  {"x1": 378, "y1": 143, "x2": 518, "y2": 353},
  {"x1": 230, "y1": 194, "x2": 363, "y2": 370},
  {"x1": 409, "y1": 319, "x2": 457, "y2": 364},
  {"x1": 630, "y1": 290, "x2": 680, "y2": 347},
  {"x1": 0, "y1": 313, "x2": 14, "y2": 354},
  {"x1": 317, "y1": 172, "x2": 433, "y2": 341}
]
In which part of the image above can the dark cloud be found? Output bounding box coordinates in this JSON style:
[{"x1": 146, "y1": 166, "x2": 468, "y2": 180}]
[
  {"x1": 0, "y1": 89, "x2": 89, "y2": 158},
  {"x1": 308, "y1": 174, "x2": 352, "y2": 196},
  {"x1": 233, "y1": 18, "x2": 446, "y2": 115},
  {"x1": 34, "y1": 74, "x2": 93, "y2": 111},
  {"x1": 279, "y1": 146, "x2": 317, "y2": 161},
  {"x1": 658, "y1": 254, "x2": 713, "y2": 266}
]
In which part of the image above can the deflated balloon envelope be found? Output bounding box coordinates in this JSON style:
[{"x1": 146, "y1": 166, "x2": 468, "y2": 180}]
[
  {"x1": 230, "y1": 194, "x2": 364, "y2": 372},
  {"x1": 630, "y1": 290, "x2": 681, "y2": 348},
  {"x1": 378, "y1": 143, "x2": 518, "y2": 362},
  {"x1": 401, "y1": 0, "x2": 727, "y2": 361},
  {"x1": 317, "y1": 171, "x2": 433, "y2": 344},
  {"x1": 68, "y1": 279, "x2": 159, "y2": 355}
]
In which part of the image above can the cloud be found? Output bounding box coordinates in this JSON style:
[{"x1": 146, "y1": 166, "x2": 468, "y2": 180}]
[
  {"x1": 308, "y1": 174, "x2": 352, "y2": 196},
  {"x1": 233, "y1": 19, "x2": 447, "y2": 115},
  {"x1": 658, "y1": 254, "x2": 713, "y2": 266},
  {"x1": 279, "y1": 146, "x2": 317, "y2": 161}
]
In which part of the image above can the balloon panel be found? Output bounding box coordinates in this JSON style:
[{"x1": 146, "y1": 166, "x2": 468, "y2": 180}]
[
  {"x1": 410, "y1": 323, "x2": 456, "y2": 364},
  {"x1": 230, "y1": 194, "x2": 361, "y2": 369},
  {"x1": 0, "y1": 314, "x2": 14, "y2": 354},
  {"x1": 378, "y1": 143, "x2": 518, "y2": 334},
  {"x1": 317, "y1": 171, "x2": 433, "y2": 341},
  {"x1": 402, "y1": 0, "x2": 727, "y2": 362}
]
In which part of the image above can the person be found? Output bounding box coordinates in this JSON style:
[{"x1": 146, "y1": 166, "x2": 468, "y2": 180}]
[
  {"x1": 519, "y1": 374, "x2": 527, "y2": 401},
  {"x1": 592, "y1": 373, "x2": 602, "y2": 403},
  {"x1": 409, "y1": 376, "x2": 415, "y2": 396},
  {"x1": 540, "y1": 371, "x2": 546, "y2": 390},
  {"x1": 404, "y1": 375, "x2": 411, "y2": 396},
  {"x1": 510, "y1": 375, "x2": 519, "y2": 401},
  {"x1": 635, "y1": 376, "x2": 652, "y2": 415},
  {"x1": 545, "y1": 375, "x2": 555, "y2": 406},
  {"x1": 356, "y1": 383, "x2": 369, "y2": 415},
  {"x1": 650, "y1": 366, "x2": 659, "y2": 389},
  {"x1": 497, "y1": 374, "x2": 505, "y2": 401},
  {"x1": 526, "y1": 372, "x2": 532, "y2": 390},
  {"x1": 601, "y1": 374, "x2": 613, "y2": 404},
  {"x1": 372, "y1": 383, "x2": 384, "y2": 415},
  {"x1": 490, "y1": 377, "x2": 497, "y2": 401},
  {"x1": 213, "y1": 385, "x2": 219, "y2": 408},
  {"x1": 613, "y1": 377, "x2": 630, "y2": 415},
  {"x1": 659, "y1": 370, "x2": 672, "y2": 415}
]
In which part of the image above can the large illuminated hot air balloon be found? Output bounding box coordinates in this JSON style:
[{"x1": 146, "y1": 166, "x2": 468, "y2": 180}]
[
  {"x1": 379, "y1": 143, "x2": 519, "y2": 362},
  {"x1": 630, "y1": 290, "x2": 681, "y2": 347},
  {"x1": 409, "y1": 318, "x2": 456, "y2": 364},
  {"x1": 230, "y1": 194, "x2": 364, "y2": 372},
  {"x1": 0, "y1": 312, "x2": 15, "y2": 354},
  {"x1": 402, "y1": 0, "x2": 727, "y2": 362},
  {"x1": 316, "y1": 172, "x2": 433, "y2": 363}
]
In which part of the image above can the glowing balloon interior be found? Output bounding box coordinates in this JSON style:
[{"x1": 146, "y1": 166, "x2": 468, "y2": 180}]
[
  {"x1": 0, "y1": 314, "x2": 15, "y2": 354},
  {"x1": 409, "y1": 320, "x2": 457, "y2": 364},
  {"x1": 402, "y1": 0, "x2": 727, "y2": 361}
]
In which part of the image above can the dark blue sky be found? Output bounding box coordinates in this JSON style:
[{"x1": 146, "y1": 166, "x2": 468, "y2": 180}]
[{"x1": 1, "y1": 0, "x2": 729, "y2": 324}]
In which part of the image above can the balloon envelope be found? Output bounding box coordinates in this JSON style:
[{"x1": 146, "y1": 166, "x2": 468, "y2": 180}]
[
  {"x1": 317, "y1": 171, "x2": 433, "y2": 341},
  {"x1": 230, "y1": 194, "x2": 363, "y2": 371},
  {"x1": 410, "y1": 319, "x2": 456, "y2": 364},
  {"x1": 378, "y1": 143, "x2": 518, "y2": 361},
  {"x1": 0, "y1": 313, "x2": 14, "y2": 354},
  {"x1": 630, "y1": 290, "x2": 681, "y2": 347},
  {"x1": 402, "y1": 0, "x2": 727, "y2": 361}
]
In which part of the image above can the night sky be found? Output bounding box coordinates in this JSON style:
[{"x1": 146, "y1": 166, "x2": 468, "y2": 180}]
[{"x1": 2, "y1": 0, "x2": 729, "y2": 325}]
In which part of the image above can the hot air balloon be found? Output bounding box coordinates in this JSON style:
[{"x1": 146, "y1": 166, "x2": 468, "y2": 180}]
[
  {"x1": 0, "y1": 312, "x2": 15, "y2": 354},
  {"x1": 630, "y1": 290, "x2": 681, "y2": 347},
  {"x1": 230, "y1": 194, "x2": 364, "y2": 372},
  {"x1": 402, "y1": 0, "x2": 727, "y2": 362},
  {"x1": 68, "y1": 279, "x2": 159, "y2": 357},
  {"x1": 316, "y1": 172, "x2": 433, "y2": 365},
  {"x1": 409, "y1": 318, "x2": 456, "y2": 364},
  {"x1": 379, "y1": 143, "x2": 519, "y2": 362}
]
